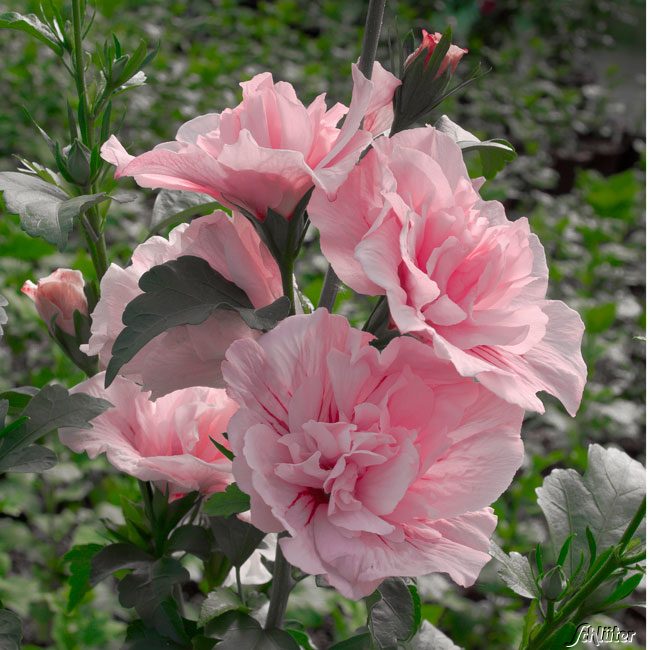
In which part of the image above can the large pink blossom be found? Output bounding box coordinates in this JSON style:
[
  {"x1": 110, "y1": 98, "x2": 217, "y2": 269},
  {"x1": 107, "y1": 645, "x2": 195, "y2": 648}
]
[
  {"x1": 223, "y1": 309, "x2": 524, "y2": 599},
  {"x1": 21, "y1": 268, "x2": 88, "y2": 336},
  {"x1": 60, "y1": 372, "x2": 236, "y2": 498},
  {"x1": 101, "y1": 63, "x2": 398, "y2": 220},
  {"x1": 85, "y1": 211, "x2": 281, "y2": 398},
  {"x1": 309, "y1": 126, "x2": 587, "y2": 415}
]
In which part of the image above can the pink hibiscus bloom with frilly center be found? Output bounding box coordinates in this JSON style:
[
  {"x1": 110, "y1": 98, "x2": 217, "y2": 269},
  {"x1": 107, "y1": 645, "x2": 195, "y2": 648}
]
[
  {"x1": 101, "y1": 63, "x2": 399, "y2": 220},
  {"x1": 60, "y1": 372, "x2": 236, "y2": 498},
  {"x1": 308, "y1": 126, "x2": 587, "y2": 415},
  {"x1": 223, "y1": 309, "x2": 524, "y2": 599},
  {"x1": 84, "y1": 211, "x2": 282, "y2": 399}
]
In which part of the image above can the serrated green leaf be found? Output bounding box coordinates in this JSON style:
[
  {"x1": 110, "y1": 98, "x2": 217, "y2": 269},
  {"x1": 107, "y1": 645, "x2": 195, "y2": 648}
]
[
  {"x1": 166, "y1": 524, "x2": 213, "y2": 560},
  {"x1": 198, "y1": 588, "x2": 245, "y2": 626},
  {"x1": 105, "y1": 256, "x2": 290, "y2": 386},
  {"x1": 209, "y1": 515, "x2": 265, "y2": 568},
  {"x1": 0, "y1": 384, "x2": 111, "y2": 472},
  {"x1": 90, "y1": 542, "x2": 153, "y2": 585},
  {"x1": 490, "y1": 541, "x2": 538, "y2": 599},
  {"x1": 64, "y1": 543, "x2": 103, "y2": 611},
  {"x1": 0, "y1": 443, "x2": 56, "y2": 472},
  {"x1": 0, "y1": 172, "x2": 110, "y2": 249},
  {"x1": 118, "y1": 557, "x2": 189, "y2": 619},
  {"x1": 204, "y1": 484, "x2": 251, "y2": 518}
]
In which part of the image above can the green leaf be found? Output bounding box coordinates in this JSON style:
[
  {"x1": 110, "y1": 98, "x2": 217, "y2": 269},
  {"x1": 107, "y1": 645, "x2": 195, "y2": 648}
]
[
  {"x1": 215, "y1": 619, "x2": 300, "y2": 650},
  {"x1": 150, "y1": 189, "x2": 221, "y2": 234},
  {"x1": 198, "y1": 588, "x2": 246, "y2": 626},
  {"x1": 204, "y1": 484, "x2": 251, "y2": 518},
  {"x1": 603, "y1": 572, "x2": 643, "y2": 605},
  {"x1": 211, "y1": 437, "x2": 234, "y2": 462},
  {"x1": 105, "y1": 256, "x2": 290, "y2": 386},
  {"x1": 490, "y1": 541, "x2": 538, "y2": 599},
  {"x1": 57, "y1": 192, "x2": 110, "y2": 227},
  {"x1": 368, "y1": 578, "x2": 420, "y2": 648},
  {"x1": 536, "y1": 444, "x2": 646, "y2": 578},
  {"x1": 124, "y1": 619, "x2": 188, "y2": 650},
  {"x1": 0, "y1": 172, "x2": 111, "y2": 249},
  {"x1": 0, "y1": 384, "x2": 111, "y2": 473},
  {"x1": 209, "y1": 515, "x2": 265, "y2": 568},
  {"x1": 90, "y1": 542, "x2": 153, "y2": 585},
  {"x1": 0, "y1": 608, "x2": 22, "y2": 650},
  {"x1": 410, "y1": 620, "x2": 461, "y2": 650},
  {"x1": 166, "y1": 524, "x2": 213, "y2": 560},
  {"x1": 64, "y1": 543, "x2": 103, "y2": 611},
  {"x1": 0, "y1": 387, "x2": 38, "y2": 415},
  {"x1": 435, "y1": 115, "x2": 516, "y2": 179},
  {"x1": 328, "y1": 633, "x2": 373, "y2": 649},
  {"x1": 557, "y1": 534, "x2": 575, "y2": 567},
  {"x1": 519, "y1": 600, "x2": 540, "y2": 647},
  {"x1": 285, "y1": 629, "x2": 316, "y2": 650},
  {"x1": 0, "y1": 12, "x2": 63, "y2": 55}
]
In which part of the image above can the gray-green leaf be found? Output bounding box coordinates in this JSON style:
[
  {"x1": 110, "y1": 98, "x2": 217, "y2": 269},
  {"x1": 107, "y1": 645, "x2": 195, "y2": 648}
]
[
  {"x1": 150, "y1": 189, "x2": 220, "y2": 233},
  {"x1": 0, "y1": 295, "x2": 7, "y2": 338},
  {"x1": 368, "y1": 578, "x2": 421, "y2": 648},
  {"x1": 0, "y1": 608, "x2": 22, "y2": 650},
  {"x1": 0, "y1": 12, "x2": 63, "y2": 55},
  {"x1": 536, "y1": 444, "x2": 646, "y2": 577},
  {"x1": 105, "y1": 255, "x2": 290, "y2": 387},
  {"x1": 409, "y1": 620, "x2": 462, "y2": 650},
  {"x1": 435, "y1": 115, "x2": 516, "y2": 179},
  {"x1": 489, "y1": 541, "x2": 538, "y2": 599},
  {"x1": 0, "y1": 172, "x2": 109, "y2": 249}
]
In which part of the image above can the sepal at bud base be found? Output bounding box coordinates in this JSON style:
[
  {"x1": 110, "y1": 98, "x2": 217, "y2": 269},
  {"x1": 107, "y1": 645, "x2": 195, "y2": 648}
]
[
  {"x1": 52, "y1": 310, "x2": 99, "y2": 376},
  {"x1": 540, "y1": 565, "x2": 566, "y2": 601},
  {"x1": 67, "y1": 140, "x2": 92, "y2": 186}
]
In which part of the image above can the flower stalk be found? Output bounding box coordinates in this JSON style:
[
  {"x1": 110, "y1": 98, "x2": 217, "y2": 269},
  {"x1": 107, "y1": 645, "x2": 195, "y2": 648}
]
[{"x1": 317, "y1": 0, "x2": 387, "y2": 312}]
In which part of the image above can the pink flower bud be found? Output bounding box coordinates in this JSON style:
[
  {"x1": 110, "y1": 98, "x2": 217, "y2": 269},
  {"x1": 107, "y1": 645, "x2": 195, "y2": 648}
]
[
  {"x1": 405, "y1": 29, "x2": 468, "y2": 78},
  {"x1": 21, "y1": 269, "x2": 88, "y2": 336}
]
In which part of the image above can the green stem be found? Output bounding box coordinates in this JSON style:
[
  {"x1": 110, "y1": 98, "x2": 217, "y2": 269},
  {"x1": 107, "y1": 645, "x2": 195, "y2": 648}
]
[
  {"x1": 525, "y1": 497, "x2": 646, "y2": 650},
  {"x1": 264, "y1": 535, "x2": 292, "y2": 630},
  {"x1": 357, "y1": 0, "x2": 387, "y2": 79},
  {"x1": 235, "y1": 566, "x2": 245, "y2": 605},
  {"x1": 280, "y1": 253, "x2": 296, "y2": 316},
  {"x1": 317, "y1": 0, "x2": 387, "y2": 312},
  {"x1": 71, "y1": 0, "x2": 109, "y2": 281},
  {"x1": 71, "y1": 0, "x2": 89, "y2": 143}
]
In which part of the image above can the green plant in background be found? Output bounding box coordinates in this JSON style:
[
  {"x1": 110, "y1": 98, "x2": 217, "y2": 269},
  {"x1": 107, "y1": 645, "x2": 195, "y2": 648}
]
[{"x1": 0, "y1": 1, "x2": 645, "y2": 649}]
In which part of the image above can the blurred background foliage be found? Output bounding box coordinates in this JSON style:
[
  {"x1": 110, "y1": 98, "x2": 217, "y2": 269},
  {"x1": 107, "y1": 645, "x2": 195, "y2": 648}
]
[{"x1": 0, "y1": 0, "x2": 645, "y2": 648}]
